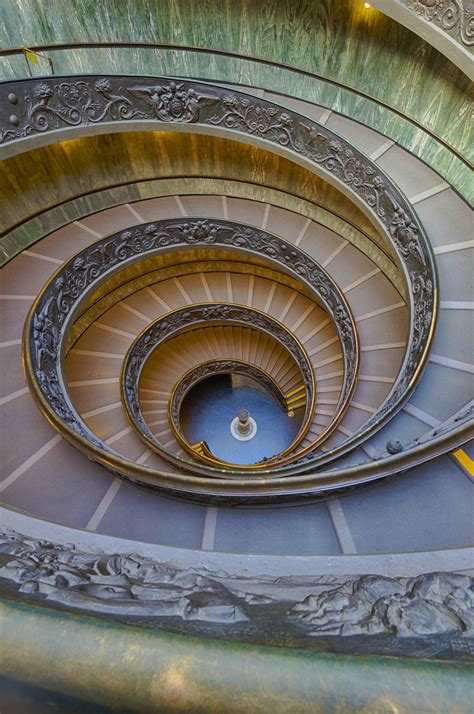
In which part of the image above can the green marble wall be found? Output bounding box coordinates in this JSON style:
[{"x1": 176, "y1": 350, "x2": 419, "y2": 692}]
[{"x1": 0, "y1": 0, "x2": 471, "y2": 200}]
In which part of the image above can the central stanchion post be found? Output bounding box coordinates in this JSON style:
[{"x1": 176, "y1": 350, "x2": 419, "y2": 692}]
[
  {"x1": 230, "y1": 408, "x2": 257, "y2": 441},
  {"x1": 237, "y1": 409, "x2": 251, "y2": 435}
]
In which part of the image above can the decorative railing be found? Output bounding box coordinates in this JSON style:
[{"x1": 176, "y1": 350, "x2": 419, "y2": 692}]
[
  {"x1": 20, "y1": 213, "x2": 450, "y2": 497},
  {"x1": 24, "y1": 217, "x2": 361, "y2": 477},
  {"x1": 0, "y1": 61, "x2": 471, "y2": 711},
  {"x1": 5, "y1": 76, "x2": 437, "y2": 438},
  {"x1": 403, "y1": 0, "x2": 473, "y2": 48},
  {"x1": 121, "y1": 308, "x2": 315, "y2": 468},
  {"x1": 18, "y1": 236, "x2": 473, "y2": 503},
  {"x1": 0, "y1": 52, "x2": 469, "y2": 173},
  {"x1": 13, "y1": 76, "x2": 449, "y2": 499}
]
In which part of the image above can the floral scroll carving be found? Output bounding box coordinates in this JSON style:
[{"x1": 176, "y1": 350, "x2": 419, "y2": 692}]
[
  {"x1": 406, "y1": 0, "x2": 474, "y2": 46},
  {"x1": 1, "y1": 78, "x2": 217, "y2": 143},
  {"x1": 208, "y1": 94, "x2": 303, "y2": 151},
  {"x1": 25, "y1": 79, "x2": 145, "y2": 131}
]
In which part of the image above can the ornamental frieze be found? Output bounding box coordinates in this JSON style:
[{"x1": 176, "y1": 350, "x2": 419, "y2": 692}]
[
  {"x1": 1, "y1": 530, "x2": 472, "y2": 659},
  {"x1": 406, "y1": 0, "x2": 474, "y2": 47}
]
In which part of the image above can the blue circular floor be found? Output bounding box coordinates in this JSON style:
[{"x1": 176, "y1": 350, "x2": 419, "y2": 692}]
[{"x1": 180, "y1": 376, "x2": 303, "y2": 465}]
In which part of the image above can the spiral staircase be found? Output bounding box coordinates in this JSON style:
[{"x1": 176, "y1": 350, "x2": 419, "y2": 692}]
[{"x1": 0, "y1": 1, "x2": 473, "y2": 712}]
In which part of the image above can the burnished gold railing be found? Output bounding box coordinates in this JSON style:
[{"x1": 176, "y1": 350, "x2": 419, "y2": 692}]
[{"x1": 285, "y1": 384, "x2": 307, "y2": 413}]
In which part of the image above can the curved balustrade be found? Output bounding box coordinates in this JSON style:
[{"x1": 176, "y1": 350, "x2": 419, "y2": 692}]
[
  {"x1": 0, "y1": 45, "x2": 470, "y2": 201},
  {"x1": 24, "y1": 218, "x2": 363, "y2": 479},
  {"x1": 3, "y1": 76, "x2": 437, "y2": 433},
  {"x1": 18, "y1": 199, "x2": 467, "y2": 500},
  {"x1": 19, "y1": 212, "x2": 451, "y2": 498},
  {"x1": 168, "y1": 360, "x2": 293, "y2": 462},
  {"x1": 11, "y1": 75, "x2": 440, "y2": 471},
  {"x1": 121, "y1": 305, "x2": 316, "y2": 469}
]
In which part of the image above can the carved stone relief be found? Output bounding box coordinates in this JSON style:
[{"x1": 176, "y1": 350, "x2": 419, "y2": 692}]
[
  {"x1": 1, "y1": 76, "x2": 437, "y2": 362},
  {"x1": 0, "y1": 530, "x2": 472, "y2": 660}
]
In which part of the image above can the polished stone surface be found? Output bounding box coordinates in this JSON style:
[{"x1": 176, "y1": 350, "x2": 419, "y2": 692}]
[
  {"x1": 0, "y1": 0, "x2": 470, "y2": 198},
  {"x1": 0, "y1": 677, "x2": 114, "y2": 714},
  {"x1": 2, "y1": 597, "x2": 472, "y2": 713}
]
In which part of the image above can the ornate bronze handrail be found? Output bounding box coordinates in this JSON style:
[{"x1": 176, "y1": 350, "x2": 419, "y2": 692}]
[
  {"x1": 24, "y1": 217, "x2": 360, "y2": 478},
  {"x1": 168, "y1": 359, "x2": 291, "y2": 462},
  {"x1": 8, "y1": 76, "x2": 436, "y2": 424},
  {"x1": 18, "y1": 76, "x2": 440, "y2": 493},
  {"x1": 23, "y1": 222, "x2": 470, "y2": 500},
  {"x1": 171, "y1": 361, "x2": 306, "y2": 465},
  {"x1": 1, "y1": 528, "x2": 473, "y2": 670},
  {"x1": 22, "y1": 213, "x2": 435, "y2": 483},
  {"x1": 2, "y1": 575, "x2": 473, "y2": 710},
  {"x1": 0, "y1": 50, "x2": 469, "y2": 169},
  {"x1": 121, "y1": 311, "x2": 316, "y2": 469},
  {"x1": 170, "y1": 360, "x2": 288, "y2": 416}
]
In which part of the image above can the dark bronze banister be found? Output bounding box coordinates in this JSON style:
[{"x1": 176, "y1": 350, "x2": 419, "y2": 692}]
[
  {"x1": 17, "y1": 77, "x2": 438, "y2": 492},
  {"x1": 169, "y1": 359, "x2": 288, "y2": 419},
  {"x1": 170, "y1": 361, "x2": 306, "y2": 464},
  {"x1": 121, "y1": 305, "x2": 317, "y2": 469},
  {"x1": 24, "y1": 215, "x2": 360, "y2": 480},
  {"x1": 0, "y1": 43, "x2": 469, "y2": 168}
]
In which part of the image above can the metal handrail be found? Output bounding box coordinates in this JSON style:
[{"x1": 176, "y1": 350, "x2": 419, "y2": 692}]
[
  {"x1": 0, "y1": 42, "x2": 469, "y2": 168},
  {"x1": 167, "y1": 359, "x2": 293, "y2": 461},
  {"x1": 16, "y1": 77, "x2": 443, "y2": 499},
  {"x1": 121, "y1": 306, "x2": 317, "y2": 470},
  {"x1": 24, "y1": 214, "x2": 361, "y2": 480}
]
